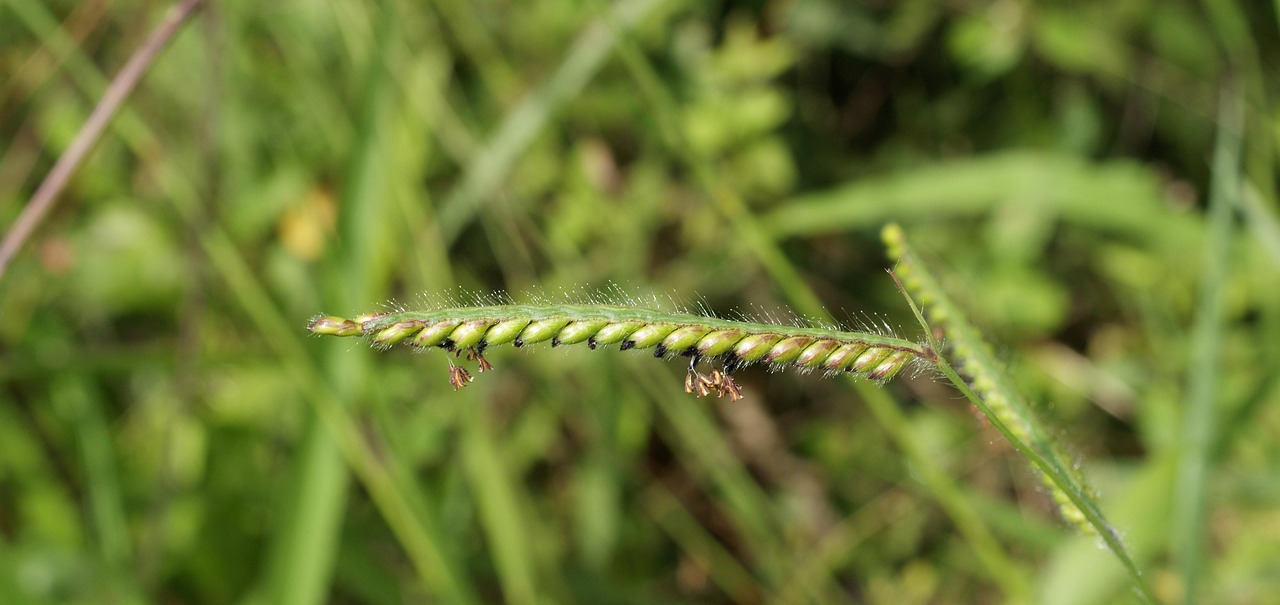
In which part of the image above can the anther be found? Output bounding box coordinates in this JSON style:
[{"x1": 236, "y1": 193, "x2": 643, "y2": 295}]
[
  {"x1": 694, "y1": 372, "x2": 716, "y2": 397},
  {"x1": 468, "y1": 348, "x2": 494, "y2": 372},
  {"x1": 447, "y1": 365, "x2": 473, "y2": 390},
  {"x1": 713, "y1": 371, "x2": 743, "y2": 401}
]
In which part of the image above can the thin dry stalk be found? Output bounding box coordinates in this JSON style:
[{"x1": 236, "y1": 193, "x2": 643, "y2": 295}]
[{"x1": 0, "y1": 0, "x2": 205, "y2": 282}]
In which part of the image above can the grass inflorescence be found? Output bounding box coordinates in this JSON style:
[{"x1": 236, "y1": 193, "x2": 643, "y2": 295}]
[
  {"x1": 883, "y1": 223, "x2": 1155, "y2": 603},
  {"x1": 309, "y1": 303, "x2": 936, "y2": 399}
]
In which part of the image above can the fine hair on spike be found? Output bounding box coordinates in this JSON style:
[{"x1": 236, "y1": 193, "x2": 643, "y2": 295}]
[{"x1": 308, "y1": 293, "x2": 938, "y2": 400}]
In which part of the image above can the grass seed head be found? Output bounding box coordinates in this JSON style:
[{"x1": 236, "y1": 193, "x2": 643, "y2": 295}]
[{"x1": 309, "y1": 301, "x2": 933, "y2": 399}]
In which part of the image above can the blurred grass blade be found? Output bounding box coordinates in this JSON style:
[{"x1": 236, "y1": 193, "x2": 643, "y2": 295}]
[
  {"x1": 264, "y1": 416, "x2": 350, "y2": 605},
  {"x1": 642, "y1": 483, "x2": 761, "y2": 603},
  {"x1": 1238, "y1": 182, "x2": 1280, "y2": 272},
  {"x1": 1172, "y1": 90, "x2": 1242, "y2": 605},
  {"x1": 644, "y1": 372, "x2": 789, "y2": 587},
  {"x1": 461, "y1": 407, "x2": 540, "y2": 605},
  {"x1": 434, "y1": 0, "x2": 666, "y2": 245},
  {"x1": 52, "y1": 377, "x2": 130, "y2": 566},
  {"x1": 763, "y1": 152, "x2": 1199, "y2": 250}
]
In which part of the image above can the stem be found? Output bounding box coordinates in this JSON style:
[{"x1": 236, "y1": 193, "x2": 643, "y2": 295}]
[{"x1": 0, "y1": 0, "x2": 205, "y2": 282}]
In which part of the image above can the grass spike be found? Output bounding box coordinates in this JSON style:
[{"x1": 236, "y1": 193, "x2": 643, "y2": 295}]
[
  {"x1": 308, "y1": 302, "x2": 933, "y2": 398},
  {"x1": 882, "y1": 223, "x2": 1155, "y2": 604}
]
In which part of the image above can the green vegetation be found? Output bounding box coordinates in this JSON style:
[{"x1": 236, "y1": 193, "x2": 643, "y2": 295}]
[{"x1": 2, "y1": 1, "x2": 1278, "y2": 603}]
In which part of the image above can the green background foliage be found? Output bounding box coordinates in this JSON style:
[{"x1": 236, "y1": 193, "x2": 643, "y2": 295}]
[{"x1": 1, "y1": 0, "x2": 1277, "y2": 603}]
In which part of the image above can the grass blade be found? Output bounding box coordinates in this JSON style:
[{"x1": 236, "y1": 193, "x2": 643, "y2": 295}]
[
  {"x1": 434, "y1": 0, "x2": 666, "y2": 246},
  {"x1": 1172, "y1": 90, "x2": 1242, "y2": 604},
  {"x1": 1238, "y1": 182, "x2": 1280, "y2": 272},
  {"x1": 461, "y1": 405, "x2": 541, "y2": 605}
]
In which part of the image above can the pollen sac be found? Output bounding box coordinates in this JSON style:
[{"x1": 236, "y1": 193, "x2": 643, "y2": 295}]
[
  {"x1": 468, "y1": 348, "x2": 494, "y2": 372},
  {"x1": 483, "y1": 318, "x2": 531, "y2": 346},
  {"x1": 684, "y1": 371, "x2": 700, "y2": 395},
  {"x1": 555, "y1": 319, "x2": 609, "y2": 346},
  {"x1": 517, "y1": 318, "x2": 572, "y2": 345},
  {"x1": 795, "y1": 339, "x2": 838, "y2": 368},
  {"x1": 851, "y1": 347, "x2": 891, "y2": 373},
  {"x1": 624, "y1": 324, "x2": 678, "y2": 349},
  {"x1": 308, "y1": 316, "x2": 363, "y2": 337},
  {"x1": 660, "y1": 326, "x2": 711, "y2": 355},
  {"x1": 694, "y1": 330, "x2": 745, "y2": 357},
  {"x1": 710, "y1": 370, "x2": 744, "y2": 401},
  {"x1": 731, "y1": 333, "x2": 784, "y2": 363},
  {"x1": 764, "y1": 336, "x2": 815, "y2": 365},
  {"x1": 372, "y1": 321, "x2": 423, "y2": 348},
  {"x1": 591, "y1": 322, "x2": 643, "y2": 347},
  {"x1": 447, "y1": 365, "x2": 473, "y2": 391},
  {"x1": 448, "y1": 320, "x2": 492, "y2": 349},
  {"x1": 412, "y1": 320, "x2": 462, "y2": 347},
  {"x1": 820, "y1": 342, "x2": 869, "y2": 372}
]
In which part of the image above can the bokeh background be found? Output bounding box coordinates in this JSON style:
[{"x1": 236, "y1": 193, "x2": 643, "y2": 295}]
[{"x1": 2, "y1": 0, "x2": 1278, "y2": 603}]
